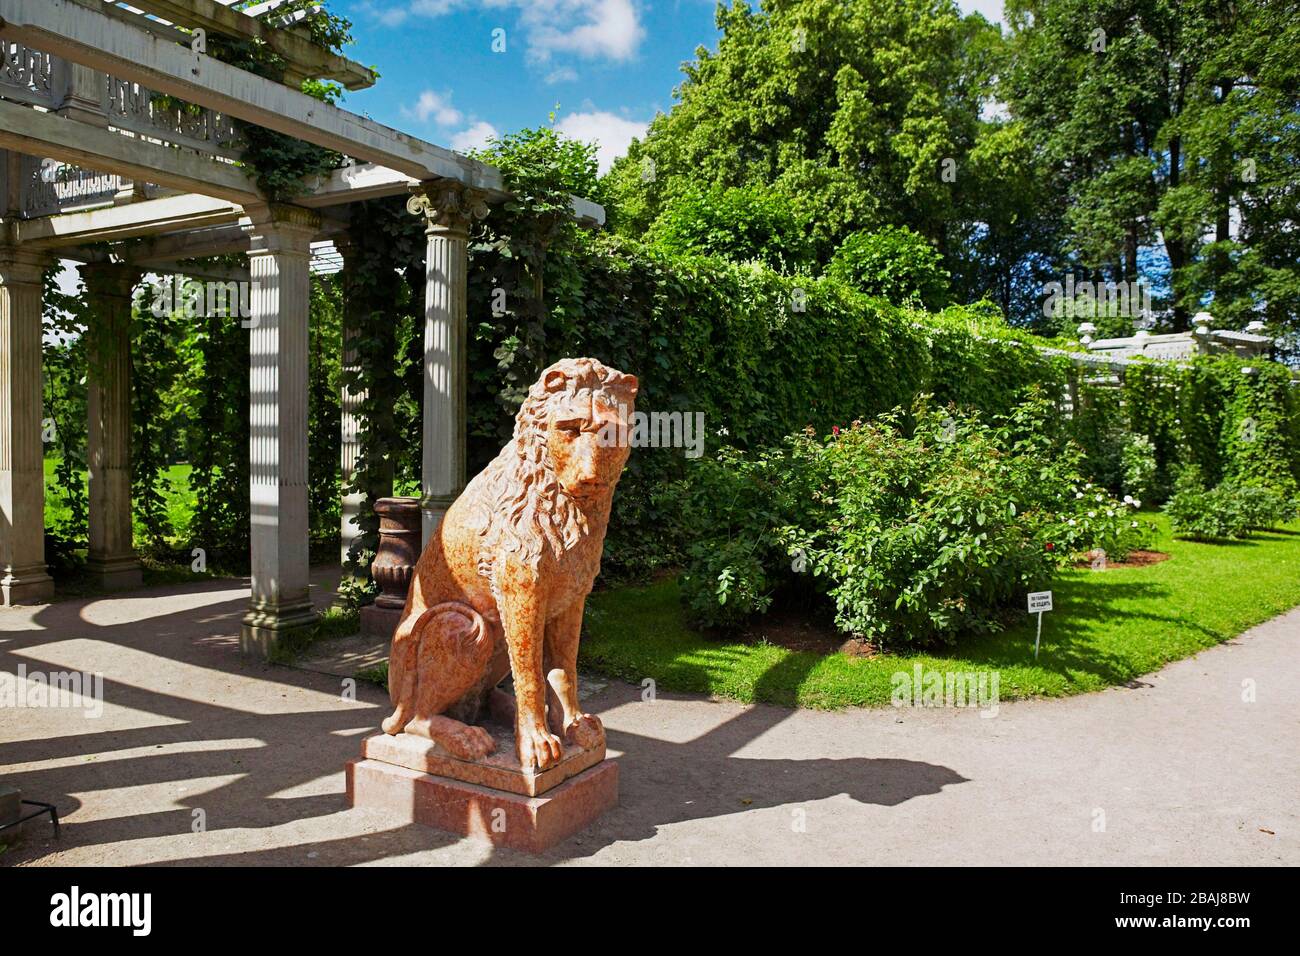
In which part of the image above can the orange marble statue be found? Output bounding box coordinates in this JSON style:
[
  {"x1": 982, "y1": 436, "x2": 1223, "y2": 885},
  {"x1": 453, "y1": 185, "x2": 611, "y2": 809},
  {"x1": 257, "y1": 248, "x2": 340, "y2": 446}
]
[{"x1": 383, "y1": 358, "x2": 637, "y2": 771}]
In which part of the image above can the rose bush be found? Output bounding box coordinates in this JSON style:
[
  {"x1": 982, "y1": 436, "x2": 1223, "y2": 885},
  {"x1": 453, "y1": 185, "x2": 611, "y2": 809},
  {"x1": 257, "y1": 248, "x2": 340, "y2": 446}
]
[{"x1": 678, "y1": 395, "x2": 1150, "y2": 645}]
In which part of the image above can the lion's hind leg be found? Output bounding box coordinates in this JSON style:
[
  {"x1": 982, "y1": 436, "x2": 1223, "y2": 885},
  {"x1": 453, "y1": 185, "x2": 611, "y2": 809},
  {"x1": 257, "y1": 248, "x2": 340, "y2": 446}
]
[
  {"x1": 380, "y1": 612, "x2": 427, "y2": 737},
  {"x1": 391, "y1": 602, "x2": 497, "y2": 761}
]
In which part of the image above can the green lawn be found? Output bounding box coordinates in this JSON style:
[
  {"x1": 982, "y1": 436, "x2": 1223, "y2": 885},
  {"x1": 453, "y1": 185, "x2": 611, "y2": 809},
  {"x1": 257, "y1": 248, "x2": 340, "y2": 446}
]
[
  {"x1": 45, "y1": 458, "x2": 196, "y2": 541},
  {"x1": 581, "y1": 514, "x2": 1300, "y2": 709}
]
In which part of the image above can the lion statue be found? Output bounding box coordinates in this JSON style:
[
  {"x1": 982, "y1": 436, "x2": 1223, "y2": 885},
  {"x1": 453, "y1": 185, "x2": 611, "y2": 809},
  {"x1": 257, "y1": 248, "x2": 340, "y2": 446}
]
[{"x1": 383, "y1": 357, "x2": 638, "y2": 772}]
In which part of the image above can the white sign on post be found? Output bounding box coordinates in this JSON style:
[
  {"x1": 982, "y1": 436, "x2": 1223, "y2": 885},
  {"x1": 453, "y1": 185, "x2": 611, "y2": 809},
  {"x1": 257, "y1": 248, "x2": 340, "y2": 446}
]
[{"x1": 1027, "y1": 591, "x2": 1053, "y2": 658}]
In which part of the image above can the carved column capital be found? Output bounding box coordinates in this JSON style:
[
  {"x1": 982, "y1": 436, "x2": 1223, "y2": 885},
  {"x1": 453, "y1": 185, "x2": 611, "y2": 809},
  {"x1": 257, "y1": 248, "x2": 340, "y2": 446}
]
[
  {"x1": 244, "y1": 203, "x2": 320, "y2": 257},
  {"x1": 0, "y1": 246, "x2": 51, "y2": 288},
  {"x1": 79, "y1": 260, "x2": 142, "y2": 300},
  {"x1": 407, "y1": 180, "x2": 490, "y2": 236}
]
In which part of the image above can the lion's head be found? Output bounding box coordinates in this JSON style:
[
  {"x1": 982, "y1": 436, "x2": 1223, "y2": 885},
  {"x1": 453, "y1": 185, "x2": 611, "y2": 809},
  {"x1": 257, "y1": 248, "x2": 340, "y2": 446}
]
[{"x1": 473, "y1": 358, "x2": 638, "y2": 576}]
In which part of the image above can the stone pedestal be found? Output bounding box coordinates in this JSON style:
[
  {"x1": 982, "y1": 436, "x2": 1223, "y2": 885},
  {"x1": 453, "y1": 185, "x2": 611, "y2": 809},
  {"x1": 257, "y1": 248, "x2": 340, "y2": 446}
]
[
  {"x1": 359, "y1": 497, "x2": 420, "y2": 640},
  {"x1": 347, "y1": 727, "x2": 618, "y2": 853}
]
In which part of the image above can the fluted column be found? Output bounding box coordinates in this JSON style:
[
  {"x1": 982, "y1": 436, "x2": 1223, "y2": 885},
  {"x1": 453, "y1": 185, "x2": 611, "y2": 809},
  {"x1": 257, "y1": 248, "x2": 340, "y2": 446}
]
[
  {"x1": 336, "y1": 237, "x2": 366, "y2": 570},
  {"x1": 407, "y1": 181, "x2": 489, "y2": 545},
  {"x1": 0, "y1": 247, "x2": 54, "y2": 606},
  {"x1": 241, "y1": 204, "x2": 320, "y2": 657},
  {"x1": 82, "y1": 262, "x2": 143, "y2": 590}
]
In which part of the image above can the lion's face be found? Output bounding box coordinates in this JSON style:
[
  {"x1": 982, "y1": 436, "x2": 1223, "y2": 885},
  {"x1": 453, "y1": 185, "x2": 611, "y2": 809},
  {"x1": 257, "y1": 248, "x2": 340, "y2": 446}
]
[{"x1": 546, "y1": 384, "x2": 636, "y2": 502}]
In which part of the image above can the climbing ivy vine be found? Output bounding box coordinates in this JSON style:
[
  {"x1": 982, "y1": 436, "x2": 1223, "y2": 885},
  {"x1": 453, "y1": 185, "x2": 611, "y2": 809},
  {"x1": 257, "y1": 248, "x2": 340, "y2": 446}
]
[
  {"x1": 207, "y1": 1, "x2": 355, "y2": 201},
  {"x1": 335, "y1": 199, "x2": 425, "y2": 601}
]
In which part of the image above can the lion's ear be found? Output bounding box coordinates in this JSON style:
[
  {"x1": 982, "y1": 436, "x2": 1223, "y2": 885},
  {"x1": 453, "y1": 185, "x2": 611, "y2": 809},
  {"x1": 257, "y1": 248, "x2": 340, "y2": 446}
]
[{"x1": 543, "y1": 369, "x2": 568, "y2": 393}]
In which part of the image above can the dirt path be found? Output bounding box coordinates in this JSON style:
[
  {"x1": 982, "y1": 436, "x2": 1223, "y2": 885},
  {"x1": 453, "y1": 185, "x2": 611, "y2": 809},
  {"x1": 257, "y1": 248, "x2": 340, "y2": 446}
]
[{"x1": 2, "y1": 574, "x2": 1295, "y2": 866}]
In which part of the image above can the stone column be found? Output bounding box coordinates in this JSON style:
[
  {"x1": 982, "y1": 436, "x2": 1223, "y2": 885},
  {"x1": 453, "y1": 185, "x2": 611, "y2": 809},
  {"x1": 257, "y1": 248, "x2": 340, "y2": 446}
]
[
  {"x1": 336, "y1": 237, "x2": 366, "y2": 571},
  {"x1": 407, "y1": 181, "x2": 489, "y2": 545},
  {"x1": 241, "y1": 204, "x2": 320, "y2": 657},
  {"x1": 0, "y1": 247, "x2": 54, "y2": 606},
  {"x1": 81, "y1": 262, "x2": 143, "y2": 590}
]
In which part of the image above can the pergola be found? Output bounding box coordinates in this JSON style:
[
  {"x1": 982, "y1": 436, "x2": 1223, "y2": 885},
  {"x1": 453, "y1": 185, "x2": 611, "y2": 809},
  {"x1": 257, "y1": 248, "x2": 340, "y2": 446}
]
[{"x1": 0, "y1": 0, "x2": 603, "y2": 655}]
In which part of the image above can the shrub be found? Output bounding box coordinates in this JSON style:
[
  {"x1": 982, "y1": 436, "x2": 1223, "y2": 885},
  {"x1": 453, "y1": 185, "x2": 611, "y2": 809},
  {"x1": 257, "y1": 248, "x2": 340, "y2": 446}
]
[
  {"x1": 647, "y1": 184, "x2": 816, "y2": 274},
  {"x1": 1053, "y1": 481, "x2": 1151, "y2": 562},
  {"x1": 679, "y1": 396, "x2": 1146, "y2": 645},
  {"x1": 800, "y1": 407, "x2": 1058, "y2": 644},
  {"x1": 1229, "y1": 484, "x2": 1298, "y2": 531},
  {"x1": 679, "y1": 540, "x2": 773, "y2": 630},
  {"x1": 827, "y1": 225, "x2": 951, "y2": 309},
  {"x1": 670, "y1": 443, "x2": 806, "y2": 629},
  {"x1": 1164, "y1": 471, "x2": 1252, "y2": 540}
]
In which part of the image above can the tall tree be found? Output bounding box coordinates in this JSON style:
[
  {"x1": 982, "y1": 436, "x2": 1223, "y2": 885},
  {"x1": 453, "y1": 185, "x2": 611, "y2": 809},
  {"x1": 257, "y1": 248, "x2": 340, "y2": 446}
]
[
  {"x1": 605, "y1": 0, "x2": 1002, "y2": 265},
  {"x1": 1003, "y1": 0, "x2": 1300, "y2": 334}
]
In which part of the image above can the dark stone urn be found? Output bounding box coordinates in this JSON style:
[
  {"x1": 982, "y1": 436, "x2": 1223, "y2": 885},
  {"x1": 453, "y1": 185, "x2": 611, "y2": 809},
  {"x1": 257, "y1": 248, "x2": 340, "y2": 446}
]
[{"x1": 359, "y1": 496, "x2": 421, "y2": 641}]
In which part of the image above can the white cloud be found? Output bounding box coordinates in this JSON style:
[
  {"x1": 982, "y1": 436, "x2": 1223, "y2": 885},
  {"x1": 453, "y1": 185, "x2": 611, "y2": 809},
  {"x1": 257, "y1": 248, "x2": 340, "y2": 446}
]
[
  {"x1": 358, "y1": 1, "x2": 415, "y2": 27},
  {"x1": 545, "y1": 66, "x2": 580, "y2": 85},
  {"x1": 401, "y1": 89, "x2": 497, "y2": 154},
  {"x1": 402, "y1": 90, "x2": 464, "y2": 127},
  {"x1": 528, "y1": 0, "x2": 643, "y2": 62},
  {"x1": 554, "y1": 109, "x2": 647, "y2": 174},
  {"x1": 370, "y1": 1, "x2": 645, "y2": 64},
  {"x1": 451, "y1": 121, "x2": 501, "y2": 153}
]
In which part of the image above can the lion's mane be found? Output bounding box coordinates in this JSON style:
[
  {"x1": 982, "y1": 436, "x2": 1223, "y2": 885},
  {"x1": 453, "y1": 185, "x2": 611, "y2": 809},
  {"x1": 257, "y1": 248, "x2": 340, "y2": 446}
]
[{"x1": 470, "y1": 358, "x2": 636, "y2": 582}]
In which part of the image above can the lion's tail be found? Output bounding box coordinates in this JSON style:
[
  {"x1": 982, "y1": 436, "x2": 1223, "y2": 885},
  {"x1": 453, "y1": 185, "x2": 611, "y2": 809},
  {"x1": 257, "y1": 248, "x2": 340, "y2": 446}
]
[{"x1": 381, "y1": 602, "x2": 488, "y2": 736}]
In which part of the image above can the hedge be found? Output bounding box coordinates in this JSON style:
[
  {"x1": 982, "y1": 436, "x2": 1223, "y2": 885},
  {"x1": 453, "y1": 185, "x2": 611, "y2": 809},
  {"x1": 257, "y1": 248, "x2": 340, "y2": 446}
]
[{"x1": 463, "y1": 231, "x2": 1299, "y2": 576}]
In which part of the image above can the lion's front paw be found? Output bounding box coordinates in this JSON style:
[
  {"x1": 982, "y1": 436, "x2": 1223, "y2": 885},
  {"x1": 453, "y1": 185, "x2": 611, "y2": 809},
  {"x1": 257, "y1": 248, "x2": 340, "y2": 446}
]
[
  {"x1": 444, "y1": 724, "x2": 495, "y2": 761},
  {"x1": 564, "y1": 713, "x2": 605, "y2": 750},
  {"x1": 516, "y1": 719, "x2": 563, "y2": 772}
]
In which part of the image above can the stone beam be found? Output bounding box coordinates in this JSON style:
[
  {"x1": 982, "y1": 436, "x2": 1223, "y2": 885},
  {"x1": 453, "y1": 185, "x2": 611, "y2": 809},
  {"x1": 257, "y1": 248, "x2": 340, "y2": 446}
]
[
  {"x1": 0, "y1": 0, "x2": 499, "y2": 186},
  {"x1": 16, "y1": 194, "x2": 244, "y2": 249},
  {"x1": 95, "y1": 0, "x2": 376, "y2": 90},
  {"x1": 300, "y1": 164, "x2": 607, "y2": 227},
  {"x1": 0, "y1": 98, "x2": 260, "y2": 204},
  {"x1": 96, "y1": 1, "x2": 191, "y2": 45}
]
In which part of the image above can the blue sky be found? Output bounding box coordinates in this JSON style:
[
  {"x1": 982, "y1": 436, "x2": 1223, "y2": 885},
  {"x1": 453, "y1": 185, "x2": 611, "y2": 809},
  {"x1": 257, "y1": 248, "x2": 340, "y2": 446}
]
[{"x1": 331, "y1": 0, "x2": 1005, "y2": 172}]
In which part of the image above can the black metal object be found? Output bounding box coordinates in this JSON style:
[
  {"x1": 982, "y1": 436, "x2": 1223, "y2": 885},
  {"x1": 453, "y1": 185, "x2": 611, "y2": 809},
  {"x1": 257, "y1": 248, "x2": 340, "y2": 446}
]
[{"x1": 0, "y1": 800, "x2": 59, "y2": 840}]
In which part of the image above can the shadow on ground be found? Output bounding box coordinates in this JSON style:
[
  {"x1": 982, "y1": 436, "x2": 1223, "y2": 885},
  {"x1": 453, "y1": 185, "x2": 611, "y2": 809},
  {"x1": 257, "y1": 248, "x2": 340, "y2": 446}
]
[{"x1": 0, "y1": 572, "x2": 965, "y2": 866}]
